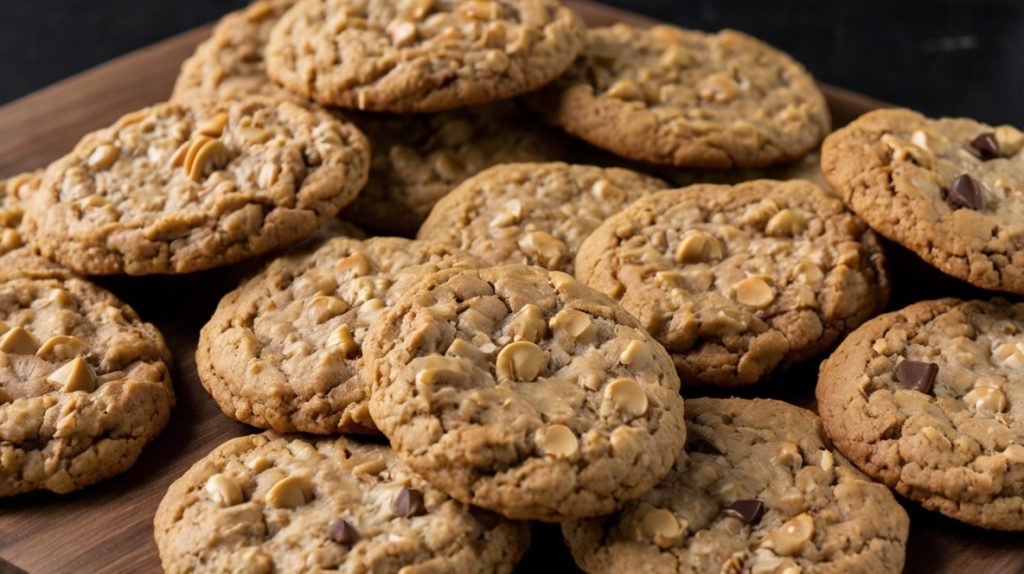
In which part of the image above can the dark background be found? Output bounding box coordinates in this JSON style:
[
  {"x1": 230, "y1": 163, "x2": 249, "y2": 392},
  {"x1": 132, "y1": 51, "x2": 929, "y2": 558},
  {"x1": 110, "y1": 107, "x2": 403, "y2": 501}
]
[{"x1": 0, "y1": 0, "x2": 1021, "y2": 126}]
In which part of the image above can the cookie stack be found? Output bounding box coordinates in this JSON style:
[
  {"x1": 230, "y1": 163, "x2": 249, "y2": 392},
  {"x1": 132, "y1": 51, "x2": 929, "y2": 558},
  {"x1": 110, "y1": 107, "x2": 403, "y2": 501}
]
[{"x1": 2, "y1": 0, "x2": 1022, "y2": 572}]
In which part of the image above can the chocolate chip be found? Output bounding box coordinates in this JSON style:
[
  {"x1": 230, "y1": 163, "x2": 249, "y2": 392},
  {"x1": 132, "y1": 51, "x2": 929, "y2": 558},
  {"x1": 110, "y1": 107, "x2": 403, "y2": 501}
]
[
  {"x1": 393, "y1": 487, "x2": 426, "y2": 518},
  {"x1": 896, "y1": 360, "x2": 939, "y2": 394},
  {"x1": 722, "y1": 499, "x2": 764, "y2": 524},
  {"x1": 966, "y1": 132, "x2": 1002, "y2": 160},
  {"x1": 947, "y1": 174, "x2": 985, "y2": 211},
  {"x1": 328, "y1": 518, "x2": 359, "y2": 545}
]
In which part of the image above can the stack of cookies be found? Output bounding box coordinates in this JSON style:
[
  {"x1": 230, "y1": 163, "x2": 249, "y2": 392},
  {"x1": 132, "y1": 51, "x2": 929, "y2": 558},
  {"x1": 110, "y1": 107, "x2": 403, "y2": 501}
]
[{"x1": 1, "y1": 0, "x2": 1021, "y2": 572}]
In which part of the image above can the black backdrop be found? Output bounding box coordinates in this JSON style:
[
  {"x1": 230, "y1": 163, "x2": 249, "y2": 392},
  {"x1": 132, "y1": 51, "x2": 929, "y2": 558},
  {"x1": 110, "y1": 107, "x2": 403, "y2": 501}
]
[{"x1": 0, "y1": 0, "x2": 1021, "y2": 125}]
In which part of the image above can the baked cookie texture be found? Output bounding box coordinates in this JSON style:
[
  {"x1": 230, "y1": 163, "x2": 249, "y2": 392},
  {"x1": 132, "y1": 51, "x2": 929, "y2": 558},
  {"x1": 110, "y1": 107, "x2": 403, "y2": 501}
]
[
  {"x1": 523, "y1": 24, "x2": 830, "y2": 168},
  {"x1": 343, "y1": 103, "x2": 568, "y2": 237},
  {"x1": 364, "y1": 264, "x2": 687, "y2": 522},
  {"x1": 822, "y1": 108, "x2": 1024, "y2": 293},
  {"x1": 197, "y1": 236, "x2": 481, "y2": 435},
  {"x1": 25, "y1": 96, "x2": 370, "y2": 276},
  {"x1": 818, "y1": 298, "x2": 1024, "y2": 530},
  {"x1": 154, "y1": 432, "x2": 530, "y2": 573},
  {"x1": 0, "y1": 266, "x2": 174, "y2": 496},
  {"x1": 265, "y1": 0, "x2": 587, "y2": 112},
  {"x1": 0, "y1": 171, "x2": 41, "y2": 257},
  {"x1": 575, "y1": 180, "x2": 889, "y2": 387},
  {"x1": 171, "y1": 0, "x2": 299, "y2": 101},
  {"x1": 417, "y1": 162, "x2": 668, "y2": 274},
  {"x1": 563, "y1": 398, "x2": 909, "y2": 574}
]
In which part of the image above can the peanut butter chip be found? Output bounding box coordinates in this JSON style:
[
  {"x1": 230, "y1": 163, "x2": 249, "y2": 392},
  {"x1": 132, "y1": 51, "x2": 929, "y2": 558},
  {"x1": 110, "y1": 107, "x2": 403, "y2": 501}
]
[
  {"x1": 47, "y1": 357, "x2": 98, "y2": 392},
  {"x1": 308, "y1": 295, "x2": 348, "y2": 324},
  {"x1": 536, "y1": 424, "x2": 578, "y2": 458},
  {"x1": 336, "y1": 252, "x2": 372, "y2": 276},
  {"x1": 0, "y1": 326, "x2": 39, "y2": 354},
  {"x1": 518, "y1": 230, "x2": 568, "y2": 269},
  {"x1": 548, "y1": 270, "x2": 578, "y2": 291},
  {"x1": 171, "y1": 136, "x2": 233, "y2": 182},
  {"x1": 246, "y1": 456, "x2": 272, "y2": 473},
  {"x1": 87, "y1": 144, "x2": 120, "y2": 170},
  {"x1": 352, "y1": 458, "x2": 386, "y2": 476},
  {"x1": 508, "y1": 304, "x2": 547, "y2": 342},
  {"x1": 675, "y1": 230, "x2": 723, "y2": 263},
  {"x1": 604, "y1": 378, "x2": 648, "y2": 417},
  {"x1": 266, "y1": 475, "x2": 314, "y2": 508},
  {"x1": 963, "y1": 386, "x2": 1008, "y2": 415},
  {"x1": 327, "y1": 324, "x2": 359, "y2": 357},
  {"x1": 735, "y1": 277, "x2": 775, "y2": 308},
  {"x1": 393, "y1": 487, "x2": 426, "y2": 518},
  {"x1": 205, "y1": 473, "x2": 243, "y2": 507},
  {"x1": 765, "y1": 209, "x2": 808, "y2": 237},
  {"x1": 619, "y1": 340, "x2": 653, "y2": 367},
  {"x1": 549, "y1": 309, "x2": 594, "y2": 341},
  {"x1": 36, "y1": 335, "x2": 89, "y2": 360},
  {"x1": 774, "y1": 442, "x2": 803, "y2": 468},
  {"x1": 641, "y1": 508, "x2": 686, "y2": 548},
  {"x1": 763, "y1": 513, "x2": 815, "y2": 556},
  {"x1": 198, "y1": 112, "x2": 229, "y2": 137},
  {"x1": 495, "y1": 341, "x2": 547, "y2": 382}
]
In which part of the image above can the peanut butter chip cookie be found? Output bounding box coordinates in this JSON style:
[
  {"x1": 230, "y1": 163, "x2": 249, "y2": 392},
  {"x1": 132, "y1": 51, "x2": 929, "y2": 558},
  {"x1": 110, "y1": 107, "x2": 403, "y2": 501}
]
[
  {"x1": 197, "y1": 237, "x2": 481, "y2": 435},
  {"x1": 265, "y1": 0, "x2": 586, "y2": 112},
  {"x1": 154, "y1": 432, "x2": 529, "y2": 573},
  {"x1": 172, "y1": 0, "x2": 299, "y2": 101},
  {"x1": 575, "y1": 180, "x2": 889, "y2": 387},
  {"x1": 563, "y1": 398, "x2": 909, "y2": 574},
  {"x1": 417, "y1": 162, "x2": 667, "y2": 274},
  {"x1": 25, "y1": 96, "x2": 370, "y2": 276},
  {"x1": 0, "y1": 267, "x2": 174, "y2": 496},
  {"x1": 818, "y1": 298, "x2": 1024, "y2": 530},
  {"x1": 0, "y1": 171, "x2": 41, "y2": 257},
  {"x1": 343, "y1": 103, "x2": 569, "y2": 236},
  {"x1": 364, "y1": 265, "x2": 687, "y2": 521},
  {"x1": 822, "y1": 108, "x2": 1024, "y2": 293},
  {"x1": 522, "y1": 24, "x2": 830, "y2": 169}
]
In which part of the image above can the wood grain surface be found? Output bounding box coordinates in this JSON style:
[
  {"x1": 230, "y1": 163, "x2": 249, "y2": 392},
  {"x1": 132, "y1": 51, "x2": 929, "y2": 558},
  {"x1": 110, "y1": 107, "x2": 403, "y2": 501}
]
[{"x1": 0, "y1": 2, "x2": 1018, "y2": 573}]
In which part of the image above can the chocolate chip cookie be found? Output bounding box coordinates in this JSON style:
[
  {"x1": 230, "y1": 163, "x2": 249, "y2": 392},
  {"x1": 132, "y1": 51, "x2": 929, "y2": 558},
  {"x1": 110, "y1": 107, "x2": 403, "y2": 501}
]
[
  {"x1": 822, "y1": 108, "x2": 1024, "y2": 293},
  {"x1": 0, "y1": 171, "x2": 41, "y2": 257},
  {"x1": 265, "y1": 0, "x2": 586, "y2": 112},
  {"x1": 197, "y1": 236, "x2": 481, "y2": 435},
  {"x1": 24, "y1": 96, "x2": 370, "y2": 275},
  {"x1": 0, "y1": 268, "x2": 174, "y2": 496},
  {"x1": 575, "y1": 180, "x2": 889, "y2": 387},
  {"x1": 343, "y1": 103, "x2": 568, "y2": 237},
  {"x1": 818, "y1": 298, "x2": 1024, "y2": 530},
  {"x1": 417, "y1": 162, "x2": 668, "y2": 273},
  {"x1": 564, "y1": 398, "x2": 909, "y2": 574},
  {"x1": 154, "y1": 432, "x2": 530, "y2": 573},
  {"x1": 523, "y1": 24, "x2": 830, "y2": 168},
  {"x1": 364, "y1": 264, "x2": 687, "y2": 521}
]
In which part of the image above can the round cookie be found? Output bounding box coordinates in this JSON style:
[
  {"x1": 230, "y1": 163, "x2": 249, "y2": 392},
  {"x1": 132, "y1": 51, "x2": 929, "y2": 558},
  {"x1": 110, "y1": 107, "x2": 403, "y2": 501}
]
[
  {"x1": 522, "y1": 24, "x2": 830, "y2": 169},
  {"x1": 0, "y1": 171, "x2": 41, "y2": 257},
  {"x1": 171, "y1": 0, "x2": 299, "y2": 101},
  {"x1": 197, "y1": 236, "x2": 481, "y2": 435},
  {"x1": 822, "y1": 108, "x2": 1024, "y2": 293},
  {"x1": 575, "y1": 179, "x2": 889, "y2": 387},
  {"x1": 563, "y1": 398, "x2": 909, "y2": 574},
  {"x1": 363, "y1": 264, "x2": 687, "y2": 521},
  {"x1": 417, "y1": 162, "x2": 668, "y2": 273},
  {"x1": 817, "y1": 298, "x2": 1024, "y2": 530},
  {"x1": 25, "y1": 96, "x2": 370, "y2": 275},
  {"x1": 154, "y1": 432, "x2": 530, "y2": 573},
  {"x1": 0, "y1": 268, "x2": 174, "y2": 496},
  {"x1": 265, "y1": 0, "x2": 586, "y2": 113},
  {"x1": 343, "y1": 103, "x2": 568, "y2": 237}
]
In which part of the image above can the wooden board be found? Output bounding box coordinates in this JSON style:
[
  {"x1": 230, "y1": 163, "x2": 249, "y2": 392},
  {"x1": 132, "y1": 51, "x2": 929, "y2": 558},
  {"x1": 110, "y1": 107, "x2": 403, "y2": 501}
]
[{"x1": 0, "y1": 2, "x2": 1018, "y2": 573}]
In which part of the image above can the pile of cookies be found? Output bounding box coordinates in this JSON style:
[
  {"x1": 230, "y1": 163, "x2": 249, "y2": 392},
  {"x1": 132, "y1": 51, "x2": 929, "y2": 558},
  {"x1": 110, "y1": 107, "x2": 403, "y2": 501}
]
[{"x1": 1, "y1": 0, "x2": 1022, "y2": 572}]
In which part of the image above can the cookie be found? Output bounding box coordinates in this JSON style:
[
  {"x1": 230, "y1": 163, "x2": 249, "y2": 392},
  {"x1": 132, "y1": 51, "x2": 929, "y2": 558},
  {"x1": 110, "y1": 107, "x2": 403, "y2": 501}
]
[
  {"x1": 154, "y1": 432, "x2": 530, "y2": 573},
  {"x1": 343, "y1": 103, "x2": 568, "y2": 236},
  {"x1": 817, "y1": 298, "x2": 1024, "y2": 530},
  {"x1": 0, "y1": 171, "x2": 41, "y2": 257},
  {"x1": 563, "y1": 398, "x2": 909, "y2": 574},
  {"x1": 24, "y1": 96, "x2": 370, "y2": 275},
  {"x1": 575, "y1": 180, "x2": 889, "y2": 387},
  {"x1": 265, "y1": 0, "x2": 586, "y2": 112},
  {"x1": 197, "y1": 236, "x2": 481, "y2": 435},
  {"x1": 364, "y1": 264, "x2": 687, "y2": 521},
  {"x1": 662, "y1": 151, "x2": 830, "y2": 193},
  {"x1": 0, "y1": 268, "x2": 174, "y2": 496},
  {"x1": 417, "y1": 162, "x2": 668, "y2": 273},
  {"x1": 523, "y1": 24, "x2": 830, "y2": 168},
  {"x1": 822, "y1": 108, "x2": 1024, "y2": 293},
  {"x1": 172, "y1": 0, "x2": 298, "y2": 101}
]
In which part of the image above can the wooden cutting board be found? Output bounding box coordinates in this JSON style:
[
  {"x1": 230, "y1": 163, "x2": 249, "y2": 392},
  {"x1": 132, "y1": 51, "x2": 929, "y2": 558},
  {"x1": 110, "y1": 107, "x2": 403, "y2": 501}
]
[{"x1": 0, "y1": 2, "x2": 1019, "y2": 573}]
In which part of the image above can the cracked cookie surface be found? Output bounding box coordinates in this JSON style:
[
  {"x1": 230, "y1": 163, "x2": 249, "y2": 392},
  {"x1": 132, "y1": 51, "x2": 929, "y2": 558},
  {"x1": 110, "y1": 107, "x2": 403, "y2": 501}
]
[
  {"x1": 817, "y1": 298, "x2": 1024, "y2": 530},
  {"x1": 575, "y1": 180, "x2": 889, "y2": 387},
  {"x1": 265, "y1": 0, "x2": 586, "y2": 112},
  {"x1": 197, "y1": 236, "x2": 481, "y2": 435},
  {"x1": 364, "y1": 264, "x2": 686, "y2": 521},
  {"x1": 822, "y1": 108, "x2": 1024, "y2": 293},
  {"x1": 25, "y1": 96, "x2": 369, "y2": 275},
  {"x1": 154, "y1": 432, "x2": 529, "y2": 574},
  {"x1": 523, "y1": 24, "x2": 830, "y2": 168},
  {"x1": 563, "y1": 398, "x2": 909, "y2": 574},
  {"x1": 417, "y1": 162, "x2": 667, "y2": 274},
  {"x1": 0, "y1": 266, "x2": 174, "y2": 496}
]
